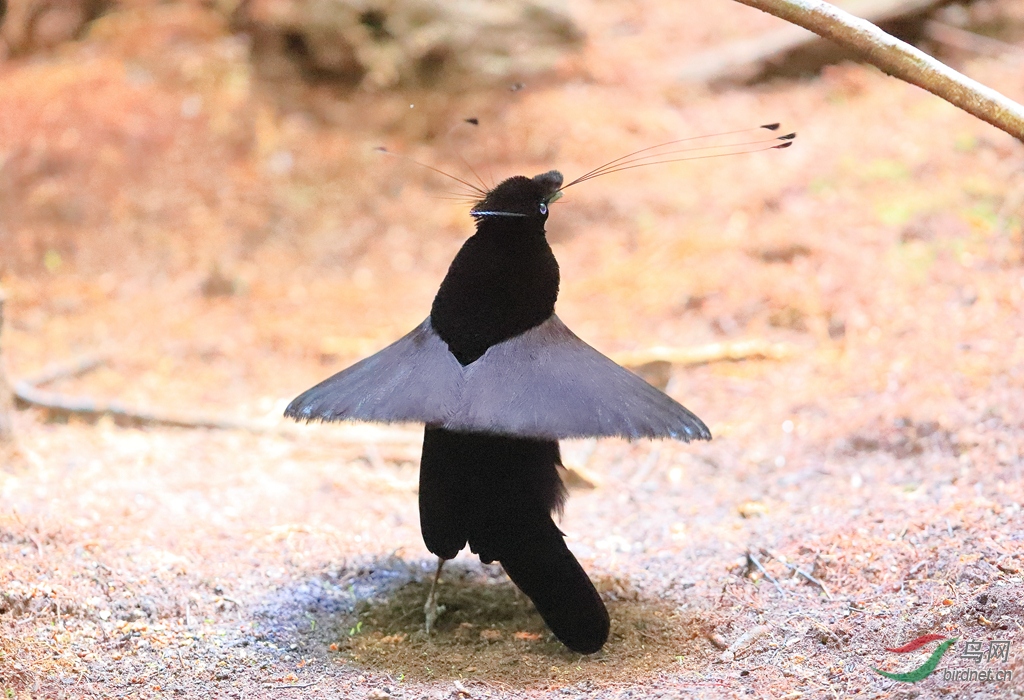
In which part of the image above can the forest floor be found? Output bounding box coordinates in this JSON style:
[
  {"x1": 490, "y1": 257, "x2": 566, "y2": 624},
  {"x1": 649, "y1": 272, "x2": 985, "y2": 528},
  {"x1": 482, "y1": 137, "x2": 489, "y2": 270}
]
[{"x1": 1, "y1": 0, "x2": 1023, "y2": 698}]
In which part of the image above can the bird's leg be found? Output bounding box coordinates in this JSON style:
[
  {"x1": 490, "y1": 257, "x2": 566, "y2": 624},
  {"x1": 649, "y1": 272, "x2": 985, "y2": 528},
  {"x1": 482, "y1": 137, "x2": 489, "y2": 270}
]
[{"x1": 424, "y1": 557, "x2": 447, "y2": 635}]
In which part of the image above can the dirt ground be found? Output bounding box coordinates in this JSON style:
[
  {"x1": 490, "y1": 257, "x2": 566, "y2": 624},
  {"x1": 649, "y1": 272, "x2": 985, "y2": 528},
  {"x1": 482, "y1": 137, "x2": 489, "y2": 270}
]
[{"x1": 2, "y1": 1, "x2": 1024, "y2": 698}]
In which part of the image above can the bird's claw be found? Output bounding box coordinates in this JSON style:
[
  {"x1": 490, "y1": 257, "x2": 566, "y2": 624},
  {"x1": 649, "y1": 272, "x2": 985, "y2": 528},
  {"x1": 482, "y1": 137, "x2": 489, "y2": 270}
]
[{"x1": 424, "y1": 599, "x2": 446, "y2": 635}]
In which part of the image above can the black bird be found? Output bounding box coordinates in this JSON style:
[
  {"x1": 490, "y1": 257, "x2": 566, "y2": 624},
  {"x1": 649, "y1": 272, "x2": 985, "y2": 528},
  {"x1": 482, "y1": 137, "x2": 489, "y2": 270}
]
[{"x1": 286, "y1": 126, "x2": 793, "y2": 653}]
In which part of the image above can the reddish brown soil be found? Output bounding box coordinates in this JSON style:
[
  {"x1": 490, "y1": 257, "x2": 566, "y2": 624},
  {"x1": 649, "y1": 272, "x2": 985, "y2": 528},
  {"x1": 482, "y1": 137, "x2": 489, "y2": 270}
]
[{"x1": 1, "y1": 1, "x2": 1023, "y2": 698}]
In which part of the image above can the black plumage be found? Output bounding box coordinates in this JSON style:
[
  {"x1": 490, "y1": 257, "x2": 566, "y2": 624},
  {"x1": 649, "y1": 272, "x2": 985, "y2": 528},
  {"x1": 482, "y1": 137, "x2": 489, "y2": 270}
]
[
  {"x1": 419, "y1": 428, "x2": 609, "y2": 653},
  {"x1": 286, "y1": 169, "x2": 711, "y2": 653}
]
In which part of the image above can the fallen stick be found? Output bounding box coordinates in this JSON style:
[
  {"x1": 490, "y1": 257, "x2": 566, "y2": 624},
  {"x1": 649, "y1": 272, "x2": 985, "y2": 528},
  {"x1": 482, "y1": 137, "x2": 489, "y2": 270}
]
[
  {"x1": 760, "y1": 547, "x2": 833, "y2": 599},
  {"x1": 611, "y1": 339, "x2": 794, "y2": 369},
  {"x1": 721, "y1": 624, "x2": 771, "y2": 662},
  {"x1": 746, "y1": 550, "x2": 787, "y2": 597},
  {"x1": 15, "y1": 377, "x2": 279, "y2": 432},
  {"x1": 17, "y1": 354, "x2": 106, "y2": 388},
  {"x1": 11, "y1": 356, "x2": 420, "y2": 442}
]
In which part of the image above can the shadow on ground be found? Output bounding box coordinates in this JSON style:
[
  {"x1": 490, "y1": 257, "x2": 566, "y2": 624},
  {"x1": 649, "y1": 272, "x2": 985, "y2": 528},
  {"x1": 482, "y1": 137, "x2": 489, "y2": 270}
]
[{"x1": 252, "y1": 557, "x2": 713, "y2": 687}]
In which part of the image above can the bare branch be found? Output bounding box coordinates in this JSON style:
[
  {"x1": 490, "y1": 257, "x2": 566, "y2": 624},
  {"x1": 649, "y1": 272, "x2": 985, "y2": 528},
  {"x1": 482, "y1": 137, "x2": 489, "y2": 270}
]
[{"x1": 732, "y1": 0, "x2": 1024, "y2": 141}]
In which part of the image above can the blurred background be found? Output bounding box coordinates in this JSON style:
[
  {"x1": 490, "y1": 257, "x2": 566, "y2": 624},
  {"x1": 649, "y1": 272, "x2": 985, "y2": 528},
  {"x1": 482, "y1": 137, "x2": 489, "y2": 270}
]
[{"x1": 0, "y1": 0, "x2": 1022, "y2": 696}]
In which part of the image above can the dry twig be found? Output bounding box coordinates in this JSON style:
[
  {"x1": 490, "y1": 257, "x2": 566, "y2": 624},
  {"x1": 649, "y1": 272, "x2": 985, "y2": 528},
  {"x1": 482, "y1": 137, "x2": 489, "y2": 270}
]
[
  {"x1": 14, "y1": 358, "x2": 277, "y2": 432},
  {"x1": 760, "y1": 548, "x2": 833, "y2": 599},
  {"x1": 10, "y1": 355, "x2": 417, "y2": 442},
  {"x1": 611, "y1": 339, "x2": 793, "y2": 369},
  {"x1": 721, "y1": 624, "x2": 771, "y2": 662},
  {"x1": 746, "y1": 550, "x2": 787, "y2": 597}
]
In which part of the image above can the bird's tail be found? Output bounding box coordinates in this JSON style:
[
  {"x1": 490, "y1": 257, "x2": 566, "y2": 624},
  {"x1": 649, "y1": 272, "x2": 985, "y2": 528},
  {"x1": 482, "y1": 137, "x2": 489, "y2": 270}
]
[
  {"x1": 419, "y1": 428, "x2": 609, "y2": 654},
  {"x1": 498, "y1": 518, "x2": 610, "y2": 654}
]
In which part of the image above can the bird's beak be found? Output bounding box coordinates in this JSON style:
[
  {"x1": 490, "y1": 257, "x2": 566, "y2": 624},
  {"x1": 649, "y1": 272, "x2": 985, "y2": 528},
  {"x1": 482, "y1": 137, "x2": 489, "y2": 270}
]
[{"x1": 547, "y1": 190, "x2": 563, "y2": 204}]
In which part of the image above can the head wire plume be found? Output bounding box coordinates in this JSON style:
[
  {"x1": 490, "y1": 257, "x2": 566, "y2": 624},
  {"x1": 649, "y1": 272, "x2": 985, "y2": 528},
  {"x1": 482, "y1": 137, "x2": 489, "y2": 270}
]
[
  {"x1": 375, "y1": 146, "x2": 486, "y2": 202},
  {"x1": 560, "y1": 124, "x2": 796, "y2": 192},
  {"x1": 376, "y1": 122, "x2": 796, "y2": 208},
  {"x1": 375, "y1": 115, "x2": 505, "y2": 204}
]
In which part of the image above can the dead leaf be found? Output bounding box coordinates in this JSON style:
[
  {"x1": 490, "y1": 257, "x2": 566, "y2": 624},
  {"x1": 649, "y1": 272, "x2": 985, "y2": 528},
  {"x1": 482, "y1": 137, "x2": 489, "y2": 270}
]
[{"x1": 513, "y1": 631, "x2": 542, "y2": 641}]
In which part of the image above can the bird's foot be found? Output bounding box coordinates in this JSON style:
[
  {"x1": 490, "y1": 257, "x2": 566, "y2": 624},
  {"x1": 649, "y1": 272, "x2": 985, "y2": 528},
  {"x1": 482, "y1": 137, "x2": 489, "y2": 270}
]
[
  {"x1": 424, "y1": 556, "x2": 447, "y2": 635},
  {"x1": 424, "y1": 597, "x2": 447, "y2": 635}
]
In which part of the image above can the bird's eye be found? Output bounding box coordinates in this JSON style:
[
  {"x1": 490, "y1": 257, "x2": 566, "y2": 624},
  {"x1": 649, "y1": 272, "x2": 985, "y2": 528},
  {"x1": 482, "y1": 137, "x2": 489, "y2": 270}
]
[{"x1": 539, "y1": 203, "x2": 548, "y2": 215}]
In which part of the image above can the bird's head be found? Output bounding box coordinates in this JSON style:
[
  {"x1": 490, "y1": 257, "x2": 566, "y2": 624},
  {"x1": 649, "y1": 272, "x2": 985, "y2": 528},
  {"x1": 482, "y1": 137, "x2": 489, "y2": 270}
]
[{"x1": 471, "y1": 170, "x2": 563, "y2": 221}]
